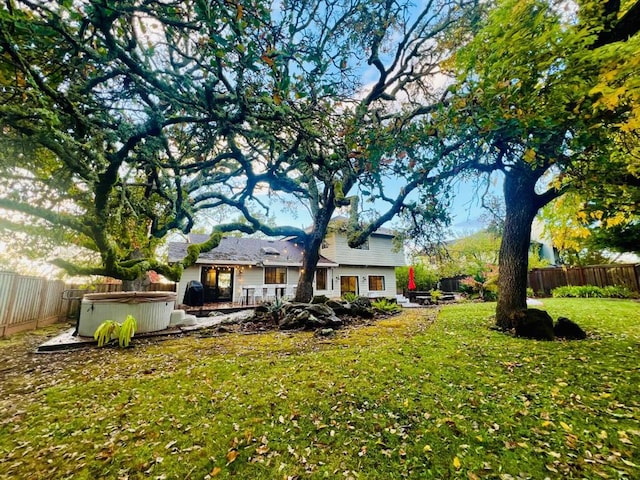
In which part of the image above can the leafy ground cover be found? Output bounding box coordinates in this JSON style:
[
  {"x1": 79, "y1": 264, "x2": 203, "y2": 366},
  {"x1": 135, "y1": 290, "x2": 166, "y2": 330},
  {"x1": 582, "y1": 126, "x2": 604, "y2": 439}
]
[{"x1": 1, "y1": 298, "x2": 638, "y2": 479}]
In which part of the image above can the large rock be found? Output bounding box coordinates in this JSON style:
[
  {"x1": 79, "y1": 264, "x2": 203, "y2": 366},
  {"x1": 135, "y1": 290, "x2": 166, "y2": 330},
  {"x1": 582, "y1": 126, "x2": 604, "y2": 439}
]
[
  {"x1": 513, "y1": 308, "x2": 555, "y2": 341},
  {"x1": 554, "y1": 317, "x2": 587, "y2": 340},
  {"x1": 349, "y1": 303, "x2": 373, "y2": 319},
  {"x1": 326, "y1": 299, "x2": 350, "y2": 315},
  {"x1": 306, "y1": 303, "x2": 334, "y2": 318},
  {"x1": 279, "y1": 309, "x2": 310, "y2": 330},
  {"x1": 278, "y1": 303, "x2": 343, "y2": 330}
]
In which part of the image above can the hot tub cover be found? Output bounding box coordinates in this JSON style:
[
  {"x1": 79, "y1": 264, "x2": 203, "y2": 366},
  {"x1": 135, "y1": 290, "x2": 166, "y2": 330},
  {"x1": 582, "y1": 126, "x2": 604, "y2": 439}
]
[{"x1": 83, "y1": 291, "x2": 176, "y2": 303}]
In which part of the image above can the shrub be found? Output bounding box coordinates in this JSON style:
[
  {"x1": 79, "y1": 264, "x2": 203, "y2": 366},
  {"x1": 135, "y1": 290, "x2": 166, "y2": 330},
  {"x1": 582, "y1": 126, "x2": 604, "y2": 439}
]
[
  {"x1": 94, "y1": 315, "x2": 137, "y2": 348},
  {"x1": 551, "y1": 285, "x2": 636, "y2": 299},
  {"x1": 342, "y1": 292, "x2": 358, "y2": 303},
  {"x1": 460, "y1": 264, "x2": 499, "y2": 301},
  {"x1": 430, "y1": 289, "x2": 443, "y2": 303},
  {"x1": 266, "y1": 297, "x2": 286, "y2": 322},
  {"x1": 371, "y1": 298, "x2": 401, "y2": 313}
]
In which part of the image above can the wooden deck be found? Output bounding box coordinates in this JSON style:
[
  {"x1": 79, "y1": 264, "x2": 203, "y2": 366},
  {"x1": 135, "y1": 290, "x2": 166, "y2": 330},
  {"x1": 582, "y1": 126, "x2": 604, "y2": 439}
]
[{"x1": 181, "y1": 302, "x2": 256, "y2": 317}]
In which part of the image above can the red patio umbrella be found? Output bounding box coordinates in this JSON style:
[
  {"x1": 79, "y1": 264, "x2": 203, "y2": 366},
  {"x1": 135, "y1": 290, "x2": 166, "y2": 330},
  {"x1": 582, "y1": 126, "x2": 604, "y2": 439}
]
[{"x1": 408, "y1": 266, "x2": 416, "y2": 290}]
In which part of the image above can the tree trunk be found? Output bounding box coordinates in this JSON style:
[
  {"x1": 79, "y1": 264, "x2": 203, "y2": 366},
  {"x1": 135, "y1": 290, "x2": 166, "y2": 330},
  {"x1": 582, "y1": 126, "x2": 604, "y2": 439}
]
[
  {"x1": 495, "y1": 172, "x2": 539, "y2": 329},
  {"x1": 294, "y1": 237, "x2": 322, "y2": 303},
  {"x1": 294, "y1": 213, "x2": 332, "y2": 303}
]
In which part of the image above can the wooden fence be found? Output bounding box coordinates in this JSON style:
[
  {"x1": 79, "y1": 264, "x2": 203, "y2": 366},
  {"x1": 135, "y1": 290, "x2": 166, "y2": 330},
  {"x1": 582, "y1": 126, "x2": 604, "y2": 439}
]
[
  {"x1": 528, "y1": 264, "x2": 640, "y2": 295},
  {"x1": 0, "y1": 273, "x2": 176, "y2": 337},
  {"x1": 0, "y1": 272, "x2": 70, "y2": 337}
]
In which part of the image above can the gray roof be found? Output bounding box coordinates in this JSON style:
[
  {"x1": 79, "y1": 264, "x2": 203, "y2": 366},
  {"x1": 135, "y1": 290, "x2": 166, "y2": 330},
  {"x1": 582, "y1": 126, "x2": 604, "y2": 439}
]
[{"x1": 168, "y1": 235, "x2": 338, "y2": 267}]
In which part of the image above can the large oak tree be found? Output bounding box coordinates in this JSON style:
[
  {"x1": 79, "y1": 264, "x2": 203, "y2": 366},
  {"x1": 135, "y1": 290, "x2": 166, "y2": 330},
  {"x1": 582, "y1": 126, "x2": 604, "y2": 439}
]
[{"x1": 1, "y1": 0, "x2": 478, "y2": 299}]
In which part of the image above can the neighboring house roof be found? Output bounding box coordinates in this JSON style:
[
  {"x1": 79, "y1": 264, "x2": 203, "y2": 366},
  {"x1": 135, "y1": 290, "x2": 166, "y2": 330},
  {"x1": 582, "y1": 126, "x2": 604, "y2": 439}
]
[{"x1": 168, "y1": 235, "x2": 338, "y2": 267}]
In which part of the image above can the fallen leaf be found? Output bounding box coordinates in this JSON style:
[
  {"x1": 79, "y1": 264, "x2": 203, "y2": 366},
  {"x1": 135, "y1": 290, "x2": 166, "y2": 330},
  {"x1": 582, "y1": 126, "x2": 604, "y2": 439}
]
[
  {"x1": 226, "y1": 450, "x2": 238, "y2": 464},
  {"x1": 560, "y1": 421, "x2": 572, "y2": 432},
  {"x1": 453, "y1": 456, "x2": 461, "y2": 470},
  {"x1": 210, "y1": 467, "x2": 221, "y2": 476}
]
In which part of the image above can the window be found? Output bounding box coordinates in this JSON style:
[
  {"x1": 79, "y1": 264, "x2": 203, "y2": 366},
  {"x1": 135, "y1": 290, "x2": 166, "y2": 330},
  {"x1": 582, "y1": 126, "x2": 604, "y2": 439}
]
[
  {"x1": 265, "y1": 267, "x2": 287, "y2": 284},
  {"x1": 316, "y1": 268, "x2": 327, "y2": 290},
  {"x1": 369, "y1": 275, "x2": 385, "y2": 291},
  {"x1": 340, "y1": 276, "x2": 359, "y2": 296}
]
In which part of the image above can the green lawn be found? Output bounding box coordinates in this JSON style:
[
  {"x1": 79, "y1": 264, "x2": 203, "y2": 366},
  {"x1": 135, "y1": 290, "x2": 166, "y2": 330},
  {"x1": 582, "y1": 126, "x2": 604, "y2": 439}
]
[{"x1": 1, "y1": 298, "x2": 639, "y2": 479}]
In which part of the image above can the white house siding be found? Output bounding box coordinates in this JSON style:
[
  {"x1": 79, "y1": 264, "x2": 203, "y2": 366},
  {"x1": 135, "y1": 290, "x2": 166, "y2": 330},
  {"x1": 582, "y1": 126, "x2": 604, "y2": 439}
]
[
  {"x1": 331, "y1": 265, "x2": 398, "y2": 299},
  {"x1": 322, "y1": 233, "x2": 405, "y2": 267}
]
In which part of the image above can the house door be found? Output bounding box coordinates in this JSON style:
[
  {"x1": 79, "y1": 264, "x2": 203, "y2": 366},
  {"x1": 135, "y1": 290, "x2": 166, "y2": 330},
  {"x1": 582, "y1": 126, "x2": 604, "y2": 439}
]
[
  {"x1": 201, "y1": 266, "x2": 234, "y2": 303},
  {"x1": 340, "y1": 276, "x2": 359, "y2": 297}
]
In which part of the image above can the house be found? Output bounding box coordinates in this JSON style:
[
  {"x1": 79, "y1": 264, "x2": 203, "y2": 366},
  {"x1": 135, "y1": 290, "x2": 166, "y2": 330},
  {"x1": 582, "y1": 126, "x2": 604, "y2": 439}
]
[{"x1": 168, "y1": 223, "x2": 405, "y2": 305}]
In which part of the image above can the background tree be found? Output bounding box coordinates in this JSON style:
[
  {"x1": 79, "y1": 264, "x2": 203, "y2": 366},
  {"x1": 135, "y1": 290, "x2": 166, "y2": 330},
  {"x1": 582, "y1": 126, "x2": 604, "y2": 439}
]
[
  {"x1": 540, "y1": 191, "x2": 640, "y2": 264},
  {"x1": 0, "y1": 1, "x2": 255, "y2": 285},
  {"x1": 440, "y1": 0, "x2": 640, "y2": 328}
]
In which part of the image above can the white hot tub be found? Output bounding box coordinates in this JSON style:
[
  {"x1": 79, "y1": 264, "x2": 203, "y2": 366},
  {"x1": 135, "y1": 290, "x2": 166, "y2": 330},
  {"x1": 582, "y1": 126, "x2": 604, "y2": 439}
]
[{"x1": 77, "y1": 291, "x2": 177, "y2": 337}]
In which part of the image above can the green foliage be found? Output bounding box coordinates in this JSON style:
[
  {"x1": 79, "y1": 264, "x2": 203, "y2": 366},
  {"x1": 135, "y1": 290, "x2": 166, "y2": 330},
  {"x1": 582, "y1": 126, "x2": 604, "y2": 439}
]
[
  {"x1": 266, "y1": 298, "x2": 286, "y2": 323},
  {"x1": 539, "y1": 193, "x2": 639, "y2": 265},
  {"x1": 1, "y1": 0, "x2": 474, "y2": 297},
  {"x1": 551, "y1": 285, "x2": 636, "y2": 299},
  {"x1": 2, "y1": 299, "x2": 640, "y2": 479},
  {"x1": 396, "y1": 264, "x2": 438, "y2": 291},
  {"x1": 93, "y1": 321, "x2": 119, "y2": 348},
  {"x1": 341, "y1": 292, "x2": 358, "y2": 303},
  {"x1": 443, "y1": 0, "x2": 638, "y2": 324},
  {"x1": 93, "y1": 315, "x2": 137, "y2": 348},
  {"x1": 371, "y1": 298, "x2": 401, "y2": 313},
  {"x1": 415, "y1": 230, "x2": 502, "y2": 280},
  {"x1": 459, "y1": 265, "x2": 499, "y2": 301},
  {"x1": 429, "y1": 289, "x2": 443, "y2": 303}
]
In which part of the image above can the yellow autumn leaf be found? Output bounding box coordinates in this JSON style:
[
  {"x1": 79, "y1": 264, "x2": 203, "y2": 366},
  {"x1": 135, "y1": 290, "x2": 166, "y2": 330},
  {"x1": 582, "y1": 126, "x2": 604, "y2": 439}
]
[
  {"x1": 453, "y1": 456, "x2": 461, "y2": 470},
  {"x1": 226, "y1": 449, "x2": 238, "y2": 464},
  {"x1": 210, "y1": 466, "x2": 222, "y2": 476},
  {"x1": 423, "y1": 444, "x2": 432, "y2": 453},
  {"x1": 523, "y1": 148, "x2": 536, "y2": 163},
  {"x1": 559, "y1": 421, "x2": 572, "y2": 432}
]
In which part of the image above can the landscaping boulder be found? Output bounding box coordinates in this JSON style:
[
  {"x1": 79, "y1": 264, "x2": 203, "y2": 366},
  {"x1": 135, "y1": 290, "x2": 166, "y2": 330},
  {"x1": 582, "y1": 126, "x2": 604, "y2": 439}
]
[
  {"x1": 348, "y1": 296, "x2": 374, "y2": 319},
  {"x1": 326, "y1": 299, "x2": 350, "y2": 315},
  {"x1": 554, "y1": 317, "x2": 587, "y2": 340},
  {"x1": 306, "y1": 303, "x2": 335, "y2": 318},
  {"x1": 277, "y1": 303, "x2": 343, "y2": 330},
  {"x1": 513, "y1": 308, "x2": 555, "y2": 341}
]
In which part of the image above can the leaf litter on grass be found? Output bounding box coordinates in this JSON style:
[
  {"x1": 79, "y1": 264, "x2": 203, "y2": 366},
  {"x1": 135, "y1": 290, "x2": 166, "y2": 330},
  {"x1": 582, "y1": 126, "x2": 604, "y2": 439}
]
[{"x1": 1, "y1": 300, "x2": 639, "y2": 479}]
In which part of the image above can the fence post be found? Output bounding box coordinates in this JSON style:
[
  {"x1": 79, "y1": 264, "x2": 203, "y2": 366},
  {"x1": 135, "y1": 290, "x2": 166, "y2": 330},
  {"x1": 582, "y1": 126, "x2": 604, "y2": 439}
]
[
  {"x1": 1, "y1": 274, "x2": 19, "y2": 338},
  {"x1": 34, "y1": 279, "x2": 48, "y2": 329}
]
